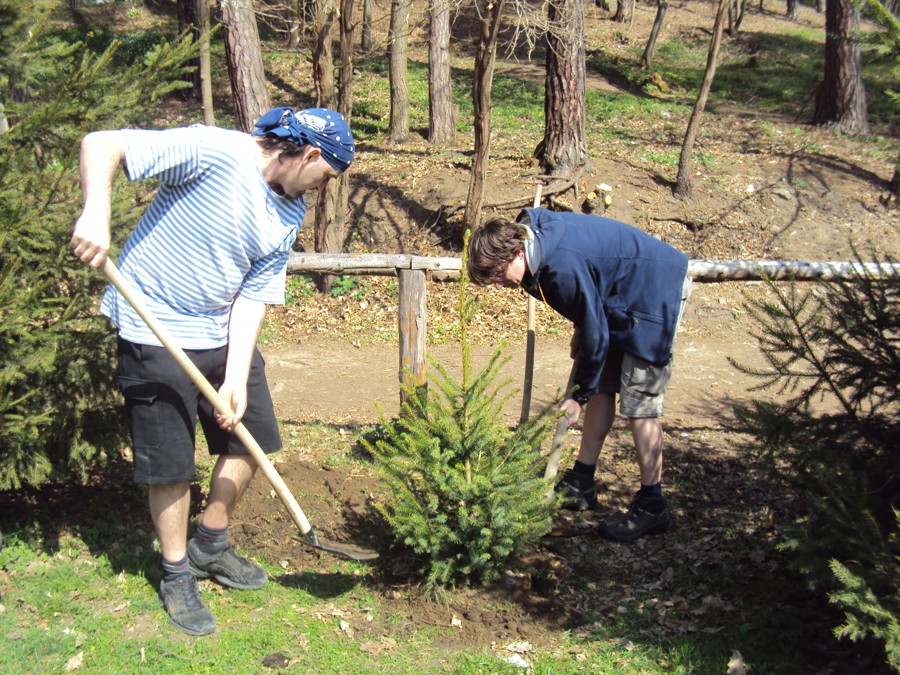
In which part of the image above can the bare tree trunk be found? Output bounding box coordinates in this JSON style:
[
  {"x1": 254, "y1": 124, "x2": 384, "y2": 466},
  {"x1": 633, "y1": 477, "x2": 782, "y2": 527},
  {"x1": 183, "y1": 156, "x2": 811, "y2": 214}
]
[
  {"x1": 198, "y1": 0, "x2": 214, "y2": 125},
  {"x1": 538, "y1": 0, "x2": 589, "y2": 178},
  {"x1": 333, "y1": 0, "x2": 355, "y2": 250},
  {"x1": 339, "y1": 0, "x2": 354, "y2": 118},
  {"x1": 813, "y1": 0, "x2": 870, "y2": 135},
  {"x1": 891, "y1": 156, "x2": 900, "y2": 200},
  {"x1": 641, "y1": 0, "x2": 669, "y2": 68},
  {"x1": 614, "y1": 0, "x2": 634, "y2": 23},
  {"x1": 786, "y1": 0, "x2": 799, "y2": 19},
  {"x1": 428, "y1": 0, "x2": 455, "y2": 144},
  {"x1": 176, "y1": 0, "x2": 201, "y2": 99},
  {"x1": 311, "y1": 0, "x2": 339, "y2": 292},
  {"x1": 220, "y1": 0, "x2": 270, "y2": 131},
  {"x1": 463, "y1": 0, "x2": 506, "y2": 235},
  {"x1": 312, "y1": 0, "x2": 336, "y2": 108},
  {"x1": 673, "y1": 0, "x2": 729, "y2": 200},
  {"x1": 287, "y1": 0, "x2": 302, "y2": 49},
  {"x1": 387, "y1": 0, "x2": 411, "y2": 143},
  {"x1": 361, "y1": 0, "x2": 373, "y2": 51},
  {"x1": 727, "y1": 0, "x2": 746, "y2": 33}
]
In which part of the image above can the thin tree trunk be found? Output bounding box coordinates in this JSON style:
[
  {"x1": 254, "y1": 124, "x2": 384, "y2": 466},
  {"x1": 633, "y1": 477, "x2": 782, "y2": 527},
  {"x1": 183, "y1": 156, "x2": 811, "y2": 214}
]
[
  {"x1": 311, "y1": 0, "x2": 338, "y2": 292},
  {"x1": 220, "y1": 0, "x2": 270, "y2": 131},
  {"x1": 891, "y1": 158, "x2": 900, "y2": 200},
  {"x1": 361, "y1": 0, "x2": 373, "y2": 51},
  {"x1": 333, "y1": 0, "x2": 355, "y2": 251},
  {"x1": 674, "y1": 0, "x2": 729, "y2": 199},
  {"x1": 428, "y1": 0, "x2": 454, "y2": 144},
  {"x1": 463, "y1": 0, "x2": 506, "y2": 235},
  {"x1": 198, "y1": 0, "x2": 214, "y2": 125},
  {"x1": 287, "y1": 0, "x2": 302, "y2": 49},
  {"x1": 813, "y1": 0, "x2": 870, "y2": 135},
  {"x1": 641, "y1": 0, "x2": 668, "y2": 68},
  {"x1": 339, "y1": 0, "x2": 354, "y2": 118},
  {"x1": 387, "y1": 0, "x2": 411, "y2": 143},
  {"x1": 176, "y1": 0, "x2": 201, "y2": 99},
  {"x1": 538, "y1": 0, "x2": 589, "y2": 178}
]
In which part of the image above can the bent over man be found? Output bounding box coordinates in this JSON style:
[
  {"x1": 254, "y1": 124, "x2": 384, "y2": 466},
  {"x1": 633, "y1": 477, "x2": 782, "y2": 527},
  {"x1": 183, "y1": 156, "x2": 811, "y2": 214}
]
[
  {"x1": 467, "y1": 207, "x2": 690, "y2": 542},
  {"x1": 71, "y1": 107, "x2": 354, "y2": 635}
]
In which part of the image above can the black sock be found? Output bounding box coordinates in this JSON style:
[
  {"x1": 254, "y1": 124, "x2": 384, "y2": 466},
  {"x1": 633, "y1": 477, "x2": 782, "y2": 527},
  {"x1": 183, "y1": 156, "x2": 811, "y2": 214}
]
[
  {"x1": 638, "y1": 483, "x2": 663, "y2": 500},
  {"x1": 571, "y1": 460, "x2": 596, "y2": 478},
  {"x1": 162, "y1": 555, "x2": 191, "y2": 581},
  {"x1": 192, "y1": 522, "x2": 229, "y2": 556}
]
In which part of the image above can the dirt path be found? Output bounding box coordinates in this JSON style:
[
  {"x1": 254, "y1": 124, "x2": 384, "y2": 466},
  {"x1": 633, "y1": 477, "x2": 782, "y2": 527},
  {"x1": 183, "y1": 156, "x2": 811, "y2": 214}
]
[{"x1": 262, "y1": 283, "x2": 765, "y2": 427}]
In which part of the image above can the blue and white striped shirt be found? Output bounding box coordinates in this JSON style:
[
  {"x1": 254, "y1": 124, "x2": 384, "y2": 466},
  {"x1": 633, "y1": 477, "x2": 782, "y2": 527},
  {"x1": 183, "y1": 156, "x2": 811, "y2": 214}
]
[{"x1": 101, "y1": 125, "x2": 307, "y2": 349}]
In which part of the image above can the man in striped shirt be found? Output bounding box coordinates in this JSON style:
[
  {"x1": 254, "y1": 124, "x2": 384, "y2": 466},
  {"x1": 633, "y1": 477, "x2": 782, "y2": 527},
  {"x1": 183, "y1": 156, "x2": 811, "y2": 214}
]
[{"x1": 70, "y1": 107, "x2": 354, "y2": 636}]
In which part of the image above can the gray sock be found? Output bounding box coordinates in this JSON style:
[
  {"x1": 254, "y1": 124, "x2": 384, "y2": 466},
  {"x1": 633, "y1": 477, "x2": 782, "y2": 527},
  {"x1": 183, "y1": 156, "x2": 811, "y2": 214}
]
[
  {"x1": 162, "y1": 555, "x2": 191, "y2": 581},
  {"x1": 192, "y1": 522, "x2": 228, "y2": 557}
]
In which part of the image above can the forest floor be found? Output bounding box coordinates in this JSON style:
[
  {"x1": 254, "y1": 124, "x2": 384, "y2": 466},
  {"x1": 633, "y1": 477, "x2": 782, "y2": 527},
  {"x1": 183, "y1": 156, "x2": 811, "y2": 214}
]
[{"x1": 13, "y1": 0, "x2": 900, "y2": 671}]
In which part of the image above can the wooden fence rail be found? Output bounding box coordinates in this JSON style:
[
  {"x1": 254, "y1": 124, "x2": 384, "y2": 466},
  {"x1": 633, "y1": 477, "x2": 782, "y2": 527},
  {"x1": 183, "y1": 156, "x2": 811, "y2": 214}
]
[{"x1": 286, "y1": 252, "x2": 898, "y2": 399}]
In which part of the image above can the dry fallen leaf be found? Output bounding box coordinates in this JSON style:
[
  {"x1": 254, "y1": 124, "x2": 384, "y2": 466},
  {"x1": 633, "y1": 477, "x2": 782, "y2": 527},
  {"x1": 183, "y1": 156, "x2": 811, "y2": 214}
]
[
  {"x1": 727, "y1": 650, "x2": 746, "y2": 674},
  {"x1": 64, "y1": 651, "x2": 83, "y2": 672},
  {"x1": 504, "y1": 641, "x2": 533, "y2": 654}
]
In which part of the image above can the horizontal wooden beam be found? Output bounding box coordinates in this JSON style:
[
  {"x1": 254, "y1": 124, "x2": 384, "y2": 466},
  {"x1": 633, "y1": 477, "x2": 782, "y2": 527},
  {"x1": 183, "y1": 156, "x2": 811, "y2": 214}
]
[
  {"x1": 288, "y1": 252, "x2": 898, "y2": 282},
  {"x1": 687, "y1": 260, "x2": 899, "y2": 281}
]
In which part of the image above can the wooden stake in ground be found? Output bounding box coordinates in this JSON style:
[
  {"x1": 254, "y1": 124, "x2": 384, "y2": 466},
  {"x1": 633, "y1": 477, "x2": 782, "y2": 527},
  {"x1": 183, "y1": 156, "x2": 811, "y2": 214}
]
[{"x1": 519, "y1": 183, "x2": 543, "y2": 425}]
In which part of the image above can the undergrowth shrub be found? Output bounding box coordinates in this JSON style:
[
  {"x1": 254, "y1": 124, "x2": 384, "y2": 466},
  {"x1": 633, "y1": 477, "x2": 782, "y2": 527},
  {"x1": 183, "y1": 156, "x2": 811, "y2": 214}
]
[
  {"x1": 364, "y1": 233, "x2": 561, "y2": 593},
  {"x1": 732, "y1": 253, "x2": 899, "y2": 670},
  {"x1": 0, "y1": 2, "x2": 196, "y2": 488}
]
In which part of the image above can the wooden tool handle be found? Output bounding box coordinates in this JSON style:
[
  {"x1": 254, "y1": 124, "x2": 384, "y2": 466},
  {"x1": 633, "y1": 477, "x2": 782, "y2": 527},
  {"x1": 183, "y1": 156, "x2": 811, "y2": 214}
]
[
  {"x1": 102, "y1": 259, "x2": 313, "y2": 535},
  {"x1": 543, "y1": 358, "x2": 578, "y2": 481}
]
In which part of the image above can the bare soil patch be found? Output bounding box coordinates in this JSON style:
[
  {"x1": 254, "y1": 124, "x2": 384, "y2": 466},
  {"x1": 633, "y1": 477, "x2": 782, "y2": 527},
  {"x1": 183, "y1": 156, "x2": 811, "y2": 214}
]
[{"x1": 12, "y1": 0, "x2": 898, "y2": 669}]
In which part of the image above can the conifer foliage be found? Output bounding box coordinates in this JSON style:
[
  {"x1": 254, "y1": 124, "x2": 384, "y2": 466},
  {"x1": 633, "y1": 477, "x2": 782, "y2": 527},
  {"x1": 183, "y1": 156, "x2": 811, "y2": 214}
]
[
  {"x1": 364, "y1": 233, "x2": 560, "y2": 592},
  {"x1": 0, "y1": 2, "x2": 196, "y2": 488},
  {"x1": 732, "y1": 253, "x2": 899, "y2": 669}
]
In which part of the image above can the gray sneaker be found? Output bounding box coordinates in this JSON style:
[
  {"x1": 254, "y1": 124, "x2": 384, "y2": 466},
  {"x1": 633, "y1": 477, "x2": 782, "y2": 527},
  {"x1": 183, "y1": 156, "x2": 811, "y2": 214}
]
[
  {"x1": 597, "y1": 496, "x2": 670, "y2": 542},
  {"x1": 187, "y1": 540, "x2": 267, "y2": 590},
  {"x1": 159, "y1": 575, "x2": 215, "y2": 636}
]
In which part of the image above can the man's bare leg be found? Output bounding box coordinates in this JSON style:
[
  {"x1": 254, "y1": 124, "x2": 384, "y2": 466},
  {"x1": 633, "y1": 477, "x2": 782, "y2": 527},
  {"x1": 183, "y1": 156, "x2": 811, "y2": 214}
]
[
  {"x1": 188, "y1": 454, "x2": 267, "y2": 591},
  {"x1": 150, "y1": 481, "x2": 191, "y2": 563},
  {"x1": 628, "y1": 416, "x2": 663, "y2": 487}
]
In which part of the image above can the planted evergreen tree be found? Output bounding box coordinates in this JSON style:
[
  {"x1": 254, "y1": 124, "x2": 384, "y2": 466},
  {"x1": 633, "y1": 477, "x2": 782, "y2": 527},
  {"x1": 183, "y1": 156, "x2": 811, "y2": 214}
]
[
  {"x1": 0, "y1": 3, "x2": 196, "y2": 488},
  {"x1": 364, "y1": 233, "x2": 561, "y2": 592},
  {"x1": 732, "y1": 252, "x2": 899, "y2": 668}
]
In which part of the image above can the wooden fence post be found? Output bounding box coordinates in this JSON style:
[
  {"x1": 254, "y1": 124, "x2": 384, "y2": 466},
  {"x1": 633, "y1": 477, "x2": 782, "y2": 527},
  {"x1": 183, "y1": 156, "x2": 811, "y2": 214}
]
[{"x1": 398, "y1": 268, "x2": 427, "y2": 404}]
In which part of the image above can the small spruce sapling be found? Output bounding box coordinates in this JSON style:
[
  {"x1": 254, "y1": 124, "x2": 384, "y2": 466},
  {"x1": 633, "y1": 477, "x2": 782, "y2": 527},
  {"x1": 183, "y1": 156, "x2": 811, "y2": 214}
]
[{"x1": 364, "y1": 231, "x2": 561, "y2": 592}]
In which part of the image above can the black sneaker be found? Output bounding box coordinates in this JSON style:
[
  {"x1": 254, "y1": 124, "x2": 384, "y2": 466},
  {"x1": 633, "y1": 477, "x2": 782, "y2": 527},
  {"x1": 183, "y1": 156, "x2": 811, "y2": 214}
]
[
  {"x1": 554, "y1": 470, "x2": 598, "y2": 511},
  {"x1": 597, "y1": 495, "x2": 670, "y2": 542},
  {"x1": 187, "y1": 540, "x2": 268, "y2": 590},
  {"x1": 159, "y1": 575, "x2": 215, "y2": 636}
]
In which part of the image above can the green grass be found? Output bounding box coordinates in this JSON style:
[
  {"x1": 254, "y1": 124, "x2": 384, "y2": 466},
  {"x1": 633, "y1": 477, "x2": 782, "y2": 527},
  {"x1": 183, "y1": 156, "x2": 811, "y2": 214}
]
[
  {"x1": 1, "y1": 420, "x2": 889, "y2": 674},
  {"x1": 0, "y1": 510, "x2": 707, "y2": 674}
]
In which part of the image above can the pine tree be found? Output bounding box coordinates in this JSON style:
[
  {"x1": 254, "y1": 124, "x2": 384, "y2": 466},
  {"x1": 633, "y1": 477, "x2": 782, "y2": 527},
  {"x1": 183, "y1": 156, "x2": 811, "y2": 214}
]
[
  {"x1": 0, "y1": 3, "x2": 197, "y2": 488},
  {"x1": 364, "y1": 232, "x2": 561, "y2": 592},
  {"x1": 732, "y1": 252, "x2": 899, "y2": 668}
]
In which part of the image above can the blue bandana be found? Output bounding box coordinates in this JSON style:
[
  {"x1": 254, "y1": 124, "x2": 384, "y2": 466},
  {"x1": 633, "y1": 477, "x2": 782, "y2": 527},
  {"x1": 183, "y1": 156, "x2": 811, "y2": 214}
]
[{"x1": 252, "y1": 106, "x2": 355, "y2": 173}]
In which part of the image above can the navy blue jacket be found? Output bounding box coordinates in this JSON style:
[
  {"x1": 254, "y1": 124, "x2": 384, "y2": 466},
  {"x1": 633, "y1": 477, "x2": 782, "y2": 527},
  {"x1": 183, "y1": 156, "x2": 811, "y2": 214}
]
[{"x1": 518, "y1": 208, "x2": 689, "y2": 401}]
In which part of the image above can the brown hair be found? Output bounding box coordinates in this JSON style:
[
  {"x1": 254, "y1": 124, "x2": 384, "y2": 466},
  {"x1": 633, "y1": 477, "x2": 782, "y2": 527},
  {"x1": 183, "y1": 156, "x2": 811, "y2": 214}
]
[
  {"x1": 466, "y1": 217, "x2": 527, "y2": 286},
  {"x1": 255, "y1": 136, "x2": 308, "y2": 162}
]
